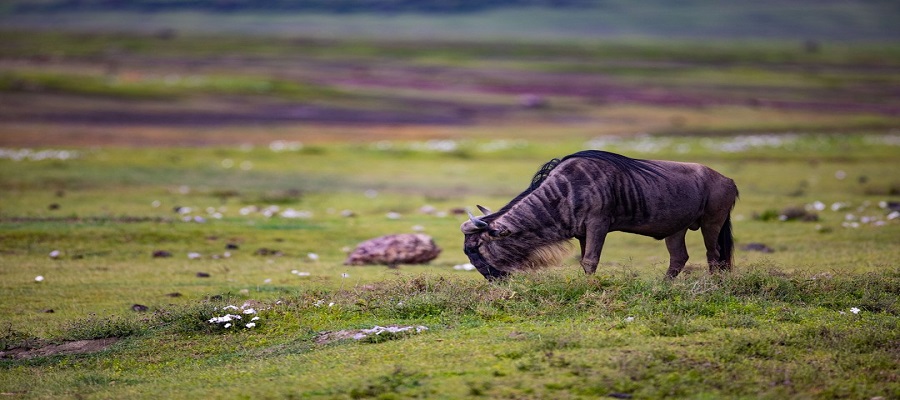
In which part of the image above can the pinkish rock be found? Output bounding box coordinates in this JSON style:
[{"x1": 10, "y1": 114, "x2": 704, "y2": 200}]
[{"x1": 344, "y1": 234, "x2": 441, "y2": 268}]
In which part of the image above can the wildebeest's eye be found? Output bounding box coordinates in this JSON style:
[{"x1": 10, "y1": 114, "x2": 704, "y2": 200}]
[{"x1": 488, "y1": 228, "x2": 511, "y2": 238}]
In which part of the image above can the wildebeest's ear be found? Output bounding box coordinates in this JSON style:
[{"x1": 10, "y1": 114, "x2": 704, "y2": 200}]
[{"x1": 476, "y1": 205, "x2": 492, "y2": 215}]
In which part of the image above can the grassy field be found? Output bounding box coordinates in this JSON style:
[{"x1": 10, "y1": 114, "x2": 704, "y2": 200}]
[{"x1": 1, "y1": 29, "x2": 899, "y2": 398}]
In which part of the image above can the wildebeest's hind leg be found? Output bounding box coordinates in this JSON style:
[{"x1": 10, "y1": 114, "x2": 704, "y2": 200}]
[
  {"x1": 664, "y1": 228, "x2": 689, "y2": 279},
  {"x1": 700, "y1": 216, "x2": 729, "y2": 273}
]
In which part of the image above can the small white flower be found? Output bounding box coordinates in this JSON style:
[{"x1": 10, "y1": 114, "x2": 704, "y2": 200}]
[
  {"x1": 264, "y1": 278, "x2": 272, "y2": 284},
  {"x1": 34, "y1": 275, "x2": 45, "y2": 282},
  {"x1": 224, "y1": 323, "x2": 232, "y2": 328},
  {"x1": 245, "y1": 323, "x2": 256, "y2": 328},
  {"x1": 328, "y1": 302, "x2": 335, "y2": 307},
  {"x1": 624, "y1": 316, "x2": 635, "y2": 323},
  {"x1": 188, "y1": 252, "x2": 202, "y2": 259},
  {"x1": 49, "y1": 250, "x2": 61, "y2": 259},
  {"x1": 341, "y1": 273, "x2": 350, "y2": 278},
  {"x1": 251, "y1": 316, "x2": 260, "y2": 321},
  {"x1": 242, "y1": 308, "x2": 256, "y2": 314},
  {"x1": 222, "y1": 305, "x2": 239, "y2": 311},
  {"x1": 453, "y1": 263, "x2": 476, "y2": 271},
  {"x1": 386, "y1": 212, "x2": 401, "y2": 220},
  {"x1": 850, "y1": 307, "x2": 861, "y2": 314},
  {"x1": 307, "y1": 252, "x2": 319, "y2": 261}
]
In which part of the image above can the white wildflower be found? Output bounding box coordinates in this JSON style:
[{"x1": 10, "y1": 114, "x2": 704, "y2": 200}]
[
  {"x1": 624, "y1": 316, "x2": 635, "y2": 323},
  {"x1": 49, "y1": 250, "x2": 61, "y2": 259},
  {"x1": 222, "y1": 305, "x2": 239, "y2": 311},
  {"x1": 850, "y1": 307, "x2": 860, "y2": 314},
  {"x1": 307, "y1": 252, "x2": 319, "y2": 261},
  {"x1": 453, "y1": 263, "x2": 476, "y2": 271},
  {"x1": 245, "y1": 323, "x2": 256, "y2": 328},
  {"x1": 341, "y1": 273, "x2": 350, "y2": 278},
  {"x1": 242, "y1": 308, "x2": 257, "y2": 314},
  {"x1": 34, "y1": 275, "x2": 45, "y2": 282},
  {"x1": 188, "y1": 252, "x2": 202, "y2": 259},
  {"x1": 224, "y1": 323, "x2": 232, "y2": 328},
  {"x1": 251, "y1": 316, "x2": 260, "y2": 321}
]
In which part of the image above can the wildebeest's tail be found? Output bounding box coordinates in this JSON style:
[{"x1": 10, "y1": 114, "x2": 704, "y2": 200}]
[{"x1": 717, "y1": 215, "x2": 734, "y2": 270}]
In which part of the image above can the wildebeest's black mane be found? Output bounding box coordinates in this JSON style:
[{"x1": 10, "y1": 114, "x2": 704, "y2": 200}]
[{"x1": 482, "y1": 150, "x2": 664, "y2": 223}]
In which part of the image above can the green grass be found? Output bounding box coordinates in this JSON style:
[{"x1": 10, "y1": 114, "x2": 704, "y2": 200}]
[
  {"x1": 0, "y1": 29, "x2": 899, "y2": 398},
  {"x1": 1, "y1": 268, "x2": 897, "y2": 398}
]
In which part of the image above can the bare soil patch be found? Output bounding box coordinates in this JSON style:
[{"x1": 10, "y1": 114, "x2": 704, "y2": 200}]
[{"x1": 0, "y1": 337, "x2": 119, "y2": 360}]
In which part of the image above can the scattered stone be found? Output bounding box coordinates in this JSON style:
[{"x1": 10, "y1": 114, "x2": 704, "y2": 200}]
[
  {"x1": 344, "y1": 233, "x2": 441, "y2": 268},
  {"x1": 165, "y1": 292, "x2": 182, "y2": 297},
  {"x1": 883, "y1": 201, "x2": 900, "y2": 212},
  {"x1": 741, "y1": 243, "x2": 775, "y2": 253},
  {"x1": 316, "y1": 325, "x2": 428, "y2": 345},
  {"x1": 152, "y1": 250, "x2": 172, "y2": 258},
  {"x1": 255, "y1": 248, "x2": 283, "y2": 256},
  {"x1": 131, "y1": 304, "x2": 149, "y2": 312},
  {"x1": 225, "y1": 243, "x2": 240, "y2": 250},
  {"x1": 449, "y1": 207, "x2": 467, "y2": 215},
  {"x1": 196, "y1": 272, "x2": 210, "y2": 278},
  {"x1": 810, "y1": 272, "x2": 833, "y2": 280},
  {"x1": 779, "y1": 206, "x2": 818, "y2": 222},
  {"x1": 43, "y1": 309, "x2": 54, "y2": 313}
]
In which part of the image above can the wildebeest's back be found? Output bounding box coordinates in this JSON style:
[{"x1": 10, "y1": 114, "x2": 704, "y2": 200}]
[{"x1": 554, "y1": 154, "x2": 735, "y2": 239}]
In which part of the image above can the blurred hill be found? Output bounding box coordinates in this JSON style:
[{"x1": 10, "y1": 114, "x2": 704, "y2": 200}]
[{"x1": 2, "y1": 0, "x2": 898, "y2": 41}]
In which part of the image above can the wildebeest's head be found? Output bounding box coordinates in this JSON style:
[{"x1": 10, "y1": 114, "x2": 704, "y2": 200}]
[{"x1": 461, "y1": 206, "x2": 572, "y2": 281}]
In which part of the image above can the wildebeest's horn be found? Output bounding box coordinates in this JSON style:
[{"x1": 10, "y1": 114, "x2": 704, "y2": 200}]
[
  {"x1": 467, "y1": 211, "x2": 489, "y2": 229},
  {"x1": 476, "y1": 205, "x2": 492, "y2": 215}
]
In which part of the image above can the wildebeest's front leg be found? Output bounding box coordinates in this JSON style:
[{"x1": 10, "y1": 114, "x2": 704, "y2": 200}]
[
  {"x1": 579, "y1": 223, "x2": 609, "y2": 275},
  {"x1": 664, "y1": 228, "x2": 689, "y2": 280}
]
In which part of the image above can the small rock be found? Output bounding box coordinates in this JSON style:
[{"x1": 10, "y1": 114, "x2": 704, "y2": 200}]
[
  {"x1": 255, "y1": 248, "x2": 283, "y2": 256},
  {"x1": 225, "y1": 243, "x2": 239, "y2": 250},
  {"x1": 152, "y1": 250, "x2": 172, "y2": 258},
  {"x1": 165, "y1": 292, "x2": 183, "y2": 297},
  {"x1": 741, "y1": 243, "x2": 775, "y2": 253},
  {"x1": 131, "y1": 304, "x2": 149, "y2": 312},
  {"x1": 48, "y1": 203, "x2": 60, "y2": 210},
  {"x1": 196, "y1": 272, "x2": 211, "y2": 278},
  {"x1": 344, "y1": 233, "x2": 441, "y2": 267},
  {"x1": 43, "y1": 309, "x2": 55, "y2": 313}
]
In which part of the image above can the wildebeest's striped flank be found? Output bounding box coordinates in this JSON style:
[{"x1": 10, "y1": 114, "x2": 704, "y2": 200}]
[{"x1": 461, "y1": 150, "x2": 738, "y2": 280}]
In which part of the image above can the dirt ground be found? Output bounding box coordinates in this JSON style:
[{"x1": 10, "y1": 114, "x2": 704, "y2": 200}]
[{"x1": 0, "y1": 337, "x2": 119, "y2": 360}]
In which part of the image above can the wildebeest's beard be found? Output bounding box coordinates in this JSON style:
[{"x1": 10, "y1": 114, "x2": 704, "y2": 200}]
[{"x1": 464, "y1": 230, "x2": 573, "y2": 280}]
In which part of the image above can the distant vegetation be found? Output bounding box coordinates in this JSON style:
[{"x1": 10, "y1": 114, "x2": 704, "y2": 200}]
[
  {"x1": 2, "y1": 0, "x2": 898, "y2": 41},
  {"x1": 7, "y1": 0, "x2": 594, "y2": 13}
]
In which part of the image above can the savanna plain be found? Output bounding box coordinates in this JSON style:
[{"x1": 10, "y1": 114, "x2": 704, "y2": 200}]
[{"x1": 1, "y1": 26, "x2": 899, "y2": 399}]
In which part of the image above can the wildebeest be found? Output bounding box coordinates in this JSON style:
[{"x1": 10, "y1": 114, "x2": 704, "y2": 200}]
[{"x1": 461, "y1": 150, "x2": 738, "y2": 280}]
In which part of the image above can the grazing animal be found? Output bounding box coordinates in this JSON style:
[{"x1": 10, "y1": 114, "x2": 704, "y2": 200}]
[
  {"x1": 461, "y1": 150, "x2": 738, "y2": 280},
  {"x1": 344, "y1": 233, "x2": 442, "y2": 268}
]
